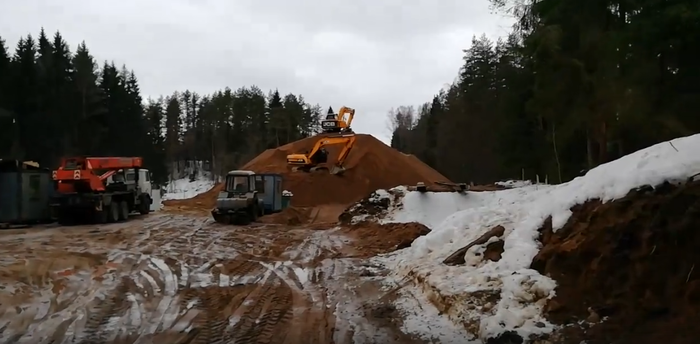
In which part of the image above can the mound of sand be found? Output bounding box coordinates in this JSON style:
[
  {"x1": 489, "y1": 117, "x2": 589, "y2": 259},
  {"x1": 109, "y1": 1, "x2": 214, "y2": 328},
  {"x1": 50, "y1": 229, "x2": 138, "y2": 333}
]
[
  {"x1": 341, "y1": 222, "x2": 431, "y2": 258},
  {"x1": 164, "y1": 134, "x2": 450, "y2": 222},
  {"x1": 531, "y1": 180, "x2": 700, "y2": 344},
  {"x1": 242, "y1": 133, "x2": 450, "y2": 207},
  {"x1": 163, "y1": 183, "x2": 222, "y2": 210},
  {"x1": 258, "y1": 204, "x2": 347, "y2": 226}
]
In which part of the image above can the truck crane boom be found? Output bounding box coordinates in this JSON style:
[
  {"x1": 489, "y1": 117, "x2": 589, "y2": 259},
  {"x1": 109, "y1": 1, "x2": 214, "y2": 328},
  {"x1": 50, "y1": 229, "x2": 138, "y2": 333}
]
[{"x1": 54, "y1": 157, "x2": 144, "y2": 193}]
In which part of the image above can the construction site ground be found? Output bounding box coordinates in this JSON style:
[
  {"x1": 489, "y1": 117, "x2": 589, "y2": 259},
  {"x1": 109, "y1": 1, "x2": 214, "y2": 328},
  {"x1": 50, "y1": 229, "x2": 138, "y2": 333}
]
[
  {"x1": 11, "y1": 131, "x2": 694, "y2": 343},
  {"x1": 0, "y1": 210, "x2": 439, "y2": 344}
]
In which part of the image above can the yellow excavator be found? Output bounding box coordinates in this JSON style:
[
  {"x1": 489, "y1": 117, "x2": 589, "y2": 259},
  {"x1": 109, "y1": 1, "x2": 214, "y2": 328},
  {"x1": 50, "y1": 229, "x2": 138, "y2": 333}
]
[
  {"x1": 321, "y1": 106, "x2": 355, "y2": 134},
  {"x1": 286, "y1": 134, "x2": 356, "y2": 175}
]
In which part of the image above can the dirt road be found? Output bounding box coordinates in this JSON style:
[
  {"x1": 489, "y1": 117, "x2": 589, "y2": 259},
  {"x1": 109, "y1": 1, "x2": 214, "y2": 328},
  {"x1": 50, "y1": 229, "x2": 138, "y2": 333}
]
[{"x1": 0, "y1": 213, "x2": 451, "y2": 344}]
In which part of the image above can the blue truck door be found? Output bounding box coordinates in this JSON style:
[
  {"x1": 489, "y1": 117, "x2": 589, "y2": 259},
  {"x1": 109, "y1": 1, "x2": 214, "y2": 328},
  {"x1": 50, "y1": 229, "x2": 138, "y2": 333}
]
[
  {"x1": 263, "y1": 176, "x2": 274, "y2": 212},
  {"x1": 274, "y1": 176, "x2": 282, "y2": 211}
]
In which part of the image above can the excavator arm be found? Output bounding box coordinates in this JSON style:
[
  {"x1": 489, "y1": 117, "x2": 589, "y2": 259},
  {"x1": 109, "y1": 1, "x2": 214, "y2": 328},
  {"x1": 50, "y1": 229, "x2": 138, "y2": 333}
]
[
  {"x1": 337, "y1": 106, "x2": 355, "y2": 129},
  {"x1": 329, "y1": 135, "x2": 356, "y2": 175},
  {"x1": 306, "y1": 136, "x2": 353, "y2": 158}
]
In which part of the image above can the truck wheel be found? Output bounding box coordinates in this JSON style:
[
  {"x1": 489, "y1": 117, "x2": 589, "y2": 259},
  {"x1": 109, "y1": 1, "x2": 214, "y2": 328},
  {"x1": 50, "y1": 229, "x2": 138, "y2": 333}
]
[
  {"x1": 119, "y1": 201, "x2": 129, "y2": 221},
  {"x1": 250, "y1": 205, "x2": 258, "y2": 223},
  {"x1": 57, "y1": 210, "x2": 75, "y2": 226},
  {"x1": 138, "y1": 195, "x2": 151, "y2": 215},
  {"x1": 107, "y1": 202, "x2": 119, "y2": 223},
  {"x1": 94, "y1": 208, "x2": 108, "y2": 224},
  {"x1": 212, "y1": 213, "x2": 224, "y2": 223}
]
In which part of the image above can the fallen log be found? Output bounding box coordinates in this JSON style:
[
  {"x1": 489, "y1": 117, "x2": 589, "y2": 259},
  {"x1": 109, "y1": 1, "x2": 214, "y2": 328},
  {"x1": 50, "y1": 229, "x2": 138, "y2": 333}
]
[{"x1": 443, "y1": 225, "x2": 505, "y2": 266}]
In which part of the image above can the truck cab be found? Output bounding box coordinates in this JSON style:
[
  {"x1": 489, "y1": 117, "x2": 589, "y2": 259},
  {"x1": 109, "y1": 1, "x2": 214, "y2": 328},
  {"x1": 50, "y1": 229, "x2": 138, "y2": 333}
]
[
  {"x1": 224, "y1": 170, "x2": 257, "y2": 194},
  {"x1": 106, "y1": 168, "x2": 152, "y2": 196},
  {"x1": 213, "y1": 170, "x2": 263, "y2": 224}
]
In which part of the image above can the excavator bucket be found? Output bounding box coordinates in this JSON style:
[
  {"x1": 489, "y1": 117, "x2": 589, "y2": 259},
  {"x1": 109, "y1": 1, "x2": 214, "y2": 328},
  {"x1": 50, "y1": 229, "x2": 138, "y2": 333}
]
[{"x1": 329, "y1": 165, "x2": 346, "y2": 175}]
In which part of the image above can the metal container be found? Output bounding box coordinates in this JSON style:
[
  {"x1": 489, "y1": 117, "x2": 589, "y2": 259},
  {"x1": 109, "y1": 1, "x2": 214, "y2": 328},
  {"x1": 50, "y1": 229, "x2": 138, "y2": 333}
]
[
  {"x1": 254, "y1": 173, "x2": 284, "y2": 214},
  {"x1": 0, "y1": 160, "x2": 53, "y2": 224}
]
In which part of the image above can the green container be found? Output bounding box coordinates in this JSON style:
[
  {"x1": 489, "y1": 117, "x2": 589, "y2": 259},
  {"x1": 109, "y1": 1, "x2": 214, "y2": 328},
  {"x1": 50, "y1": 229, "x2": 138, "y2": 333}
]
[{"x1": 281, "y1": 196, "x2": 291, "y2": 209}]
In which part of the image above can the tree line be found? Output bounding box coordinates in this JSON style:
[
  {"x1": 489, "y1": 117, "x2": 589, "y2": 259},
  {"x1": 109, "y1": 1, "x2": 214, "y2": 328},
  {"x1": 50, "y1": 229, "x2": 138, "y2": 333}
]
[
  {"x1": 389, "y1": 0, "x2": 700, "y2": 184},
  {"x1": 0, "y1": 29, "x2": 323, "y2": 186}
]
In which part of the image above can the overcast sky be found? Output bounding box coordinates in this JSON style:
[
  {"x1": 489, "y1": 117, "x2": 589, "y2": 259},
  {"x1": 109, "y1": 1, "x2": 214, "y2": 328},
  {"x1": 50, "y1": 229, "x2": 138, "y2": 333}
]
[{"x1": 0, "y1": 0, "x2": 513, "y2": 143}]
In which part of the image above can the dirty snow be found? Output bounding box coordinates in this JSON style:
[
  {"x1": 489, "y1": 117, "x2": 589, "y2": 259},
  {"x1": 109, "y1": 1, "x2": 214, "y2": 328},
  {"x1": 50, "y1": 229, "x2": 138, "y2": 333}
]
[
  {"x1": 395, "y1": 285, "x2": 478, "y2": 343},
  {"x1": 375, "y1": 134, "x2": 700, "y2": 340}
]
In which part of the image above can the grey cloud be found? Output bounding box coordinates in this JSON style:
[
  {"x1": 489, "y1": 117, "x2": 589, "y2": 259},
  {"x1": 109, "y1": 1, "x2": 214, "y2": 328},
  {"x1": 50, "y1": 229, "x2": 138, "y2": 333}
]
[{"x1": 0, "y1": 0, "x2": 513, "y2": 142}]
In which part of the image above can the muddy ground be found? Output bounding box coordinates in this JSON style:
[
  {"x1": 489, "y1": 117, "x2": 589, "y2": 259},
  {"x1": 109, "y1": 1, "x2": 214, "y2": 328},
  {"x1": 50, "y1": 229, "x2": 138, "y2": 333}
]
[{"x1": 0, "y1": 211, "x2": 441, "y2": 344}]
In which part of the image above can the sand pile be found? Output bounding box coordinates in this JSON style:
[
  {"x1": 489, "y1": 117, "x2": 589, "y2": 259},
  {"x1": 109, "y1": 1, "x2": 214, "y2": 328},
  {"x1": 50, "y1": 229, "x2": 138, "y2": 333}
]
[
  {"x1": 242, "y1": 133, "x2": 450, "y2": 207},
  {"x1": 531, "y1": 180, "x2": 700, "y2": 344},
  {"x1": 341, "y1": 222, "x2": 431, "y2": 258}
]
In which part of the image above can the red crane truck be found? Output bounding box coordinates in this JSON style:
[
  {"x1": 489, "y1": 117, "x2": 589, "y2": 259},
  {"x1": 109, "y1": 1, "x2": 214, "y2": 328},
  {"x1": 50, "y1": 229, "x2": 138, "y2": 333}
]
[{"x1": 51, "y1": 156, "x2": 153, "y2": 225}]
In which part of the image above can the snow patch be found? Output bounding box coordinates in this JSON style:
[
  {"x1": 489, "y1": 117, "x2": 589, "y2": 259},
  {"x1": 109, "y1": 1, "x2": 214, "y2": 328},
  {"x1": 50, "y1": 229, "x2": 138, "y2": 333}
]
[
  {"x1": 162, "y1": 161, "x2": 216, "y2": 200},
  {"x1": 162, "y1": 178, "x2": 215, "y2": 200},
  {"x1": 495, "y1": 180, "x2": 534, "y2": 188}
]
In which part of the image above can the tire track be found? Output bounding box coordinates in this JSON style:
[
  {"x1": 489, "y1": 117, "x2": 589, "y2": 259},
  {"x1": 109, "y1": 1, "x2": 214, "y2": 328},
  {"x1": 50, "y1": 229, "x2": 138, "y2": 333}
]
[
  {"x1": 77, "y1": 276, "x2": 133, "y2": 344},
  {"x1": 230, "y1": 276, "x2": 278, "y2": 342},
  {"x1": 0, "y1": 214, "x2": 384, "y2": 344},
  {"x1": 244, "y1": 285, "x2": 293, "y2": 344}
]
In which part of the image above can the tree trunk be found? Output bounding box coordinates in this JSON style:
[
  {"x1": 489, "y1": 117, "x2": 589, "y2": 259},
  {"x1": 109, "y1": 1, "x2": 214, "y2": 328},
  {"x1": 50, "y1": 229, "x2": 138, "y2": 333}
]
[
  {"x1": 597, "y1": 121, "x2": 608, "y2": 164},
  {"x1": 552, "y1": 123, "x2": 562, "y2": 183},
  {"x1": 586, "y1": 127, "x2": 594, "y2": 169}
]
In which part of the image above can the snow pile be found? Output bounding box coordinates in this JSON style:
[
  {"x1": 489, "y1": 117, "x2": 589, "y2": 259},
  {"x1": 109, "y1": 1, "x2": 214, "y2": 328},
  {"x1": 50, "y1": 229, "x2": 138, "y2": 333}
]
[
  {"x1": 377, "y1": 134, "x2": 700, "y2": 341},
  {"x1": 162, "y1": 161, "x2": 215, "y2": 200},
  {"x1": 162, "y1": 178, "x2": 215, "y2": 200},
  {"x1": 495, "y1": 180, "x2": 534, "y2": 188}
]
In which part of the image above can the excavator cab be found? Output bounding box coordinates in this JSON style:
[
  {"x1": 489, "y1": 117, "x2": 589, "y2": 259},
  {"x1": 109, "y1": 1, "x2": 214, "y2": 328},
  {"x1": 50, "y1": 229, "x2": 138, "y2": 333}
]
[
  {"x1": 286, "y1": 134, "x2": 355, "y2": 175},
  {"x1": 310, "y1": 148, "x2": 329, "y2": 164},
  {"x1": 321, "y1": 106, "x2": 355, "y2": 134}
]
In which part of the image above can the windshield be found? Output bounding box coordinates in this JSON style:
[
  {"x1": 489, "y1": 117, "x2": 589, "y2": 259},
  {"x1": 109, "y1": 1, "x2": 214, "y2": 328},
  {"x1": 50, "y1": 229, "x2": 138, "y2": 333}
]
[{"x1": 227, "y1": 175, "x2": 249, "y2": 192}]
